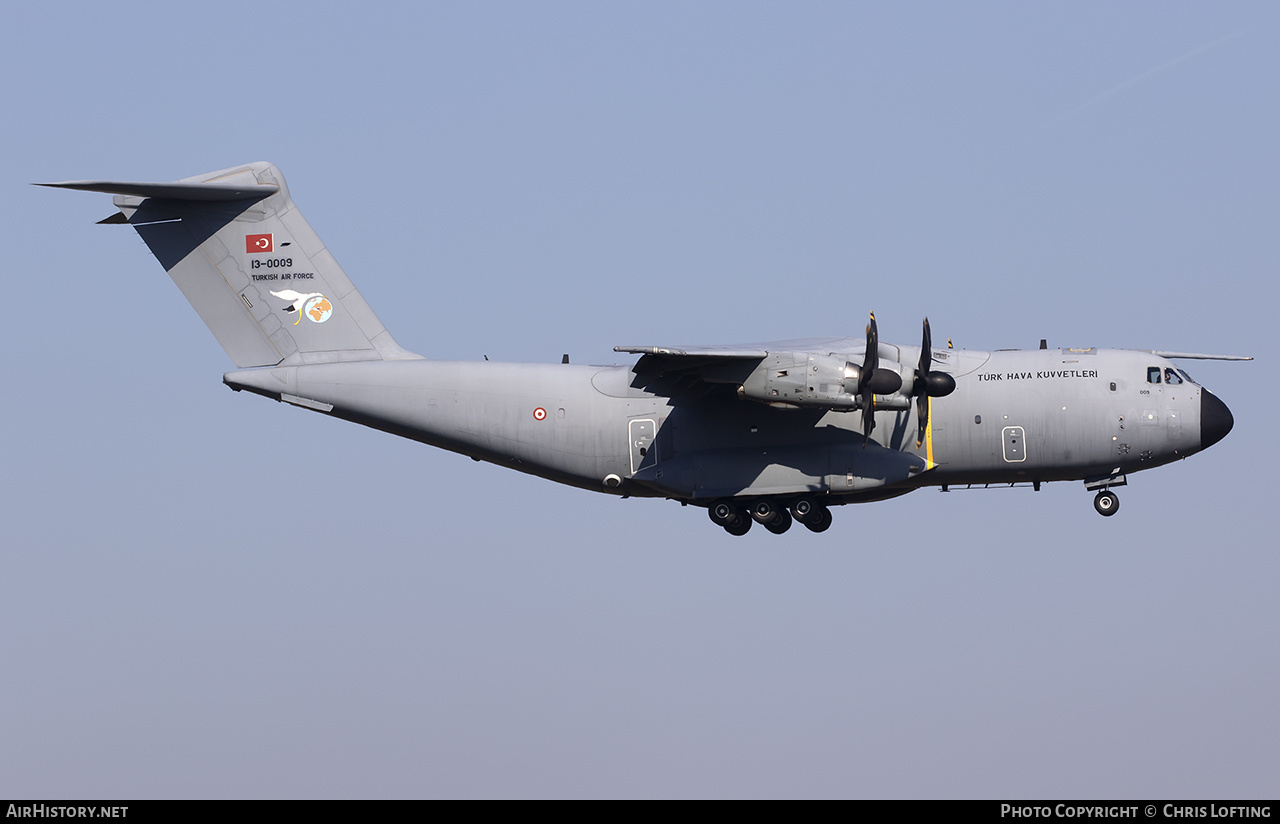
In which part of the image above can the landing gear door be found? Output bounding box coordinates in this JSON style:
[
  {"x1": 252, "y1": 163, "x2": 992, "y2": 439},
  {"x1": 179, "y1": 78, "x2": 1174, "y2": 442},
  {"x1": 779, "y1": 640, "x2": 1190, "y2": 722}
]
[{"x1": 629, "y1": 418, "x2": 656, "y2": 475}]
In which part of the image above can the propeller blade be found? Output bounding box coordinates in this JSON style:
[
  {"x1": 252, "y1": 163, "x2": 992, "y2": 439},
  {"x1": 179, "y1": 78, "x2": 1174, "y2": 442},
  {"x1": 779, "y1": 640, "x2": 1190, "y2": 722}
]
[
  {"x1": 918, "y1": 317, "x2": 932, "y2": 383},
  {"x1": 913, "y1": 317, "x2": 957, "y2": 446},
  {"x1": 860, "y1": 312, "x2": 878, "y2": 394},
  {"x1": 916, "y1": 317, "x2": 932, "y2": 447},
  {"x1": 863, "y1": 394, "x2": 876, "y2": 445},
  {"x1": 860, "y1": 312, "x2": 878, "y2": 446}
]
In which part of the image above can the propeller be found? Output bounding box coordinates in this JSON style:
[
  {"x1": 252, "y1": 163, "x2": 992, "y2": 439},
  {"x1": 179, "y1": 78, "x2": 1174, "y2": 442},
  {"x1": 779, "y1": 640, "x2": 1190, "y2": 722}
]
[
  {"x1": 855, "y1": 312, "x2": 902, "y2": 446},
  {"x1": 913, "y1": 317, "x2": 956, "y2": 446},
  {"x1": 860, "y1": 314, "x2": 878, "y2": 444}
]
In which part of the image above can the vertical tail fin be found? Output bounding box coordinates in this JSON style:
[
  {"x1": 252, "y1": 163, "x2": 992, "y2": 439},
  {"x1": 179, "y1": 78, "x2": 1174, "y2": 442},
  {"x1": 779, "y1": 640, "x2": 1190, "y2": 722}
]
[{"x1": 42, "y1": 161, "x2": 417, "y2": 367}]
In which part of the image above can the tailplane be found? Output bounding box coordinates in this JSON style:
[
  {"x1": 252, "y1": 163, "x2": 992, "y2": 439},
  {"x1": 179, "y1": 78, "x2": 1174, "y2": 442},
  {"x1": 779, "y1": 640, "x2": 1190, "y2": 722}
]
[{"x1": 42, "y1": 162, "x2": 417, "y2": 367}]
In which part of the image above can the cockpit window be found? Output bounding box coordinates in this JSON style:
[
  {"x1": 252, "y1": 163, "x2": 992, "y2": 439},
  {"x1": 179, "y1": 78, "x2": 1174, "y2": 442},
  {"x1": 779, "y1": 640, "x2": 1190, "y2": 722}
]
[
  {"x1": 1178, "y1": 369, "x2": 1198, "y2": 385},
  {"x1": 1147, "y1": 367, "x2": 1162, "y2": 384},
  {"x1": 1164, "y1": 368, "x2": 1183, "y2": 385}
]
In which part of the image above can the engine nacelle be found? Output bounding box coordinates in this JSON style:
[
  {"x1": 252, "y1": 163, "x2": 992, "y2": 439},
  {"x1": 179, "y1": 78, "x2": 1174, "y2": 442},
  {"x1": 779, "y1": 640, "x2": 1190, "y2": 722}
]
[
  {"x1": 739, "y1": 353, "x2": 856, "y2": 409},
  {"x1": 860, "y1": 392, "x2": 913, "y2": 411},
  {"x1": 738, "y1": 354, "x2": 911, "y2": 411}
]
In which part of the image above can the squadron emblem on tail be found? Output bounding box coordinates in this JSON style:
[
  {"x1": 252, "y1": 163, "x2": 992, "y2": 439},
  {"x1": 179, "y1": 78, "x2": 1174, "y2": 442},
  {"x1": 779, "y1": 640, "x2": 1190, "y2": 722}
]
[{"x1": 270, "y1": 289, "x2": 332, "y2": 325}]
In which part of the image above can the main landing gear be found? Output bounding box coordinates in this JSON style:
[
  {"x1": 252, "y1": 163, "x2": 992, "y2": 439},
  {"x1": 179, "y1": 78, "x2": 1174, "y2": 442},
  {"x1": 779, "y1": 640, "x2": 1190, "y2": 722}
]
[
  {"x1": 707, "y1": 497, "x2": 833, "y2": 536},
  {"x1": 1093, "y1": 489, "x2": 1120, "y2": 517}
]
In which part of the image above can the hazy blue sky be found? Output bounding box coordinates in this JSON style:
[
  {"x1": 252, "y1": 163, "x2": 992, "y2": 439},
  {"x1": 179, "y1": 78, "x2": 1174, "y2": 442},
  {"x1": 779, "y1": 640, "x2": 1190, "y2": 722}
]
[{"x1": 2, "y1": 2, "x2": 1276, "y2": 799}]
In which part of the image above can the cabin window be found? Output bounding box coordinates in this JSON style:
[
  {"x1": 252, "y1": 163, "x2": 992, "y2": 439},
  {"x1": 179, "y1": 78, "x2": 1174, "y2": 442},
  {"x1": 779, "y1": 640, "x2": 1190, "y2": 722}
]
[{"x1": 1147, "y1": 367, "x2": 1162, "y2": 384}]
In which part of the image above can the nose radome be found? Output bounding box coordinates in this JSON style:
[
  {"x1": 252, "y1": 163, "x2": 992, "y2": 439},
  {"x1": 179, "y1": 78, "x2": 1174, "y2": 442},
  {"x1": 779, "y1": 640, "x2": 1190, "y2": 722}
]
[{"x1": 1201, "y1": 389, "x2": 1234, "y2": 449}]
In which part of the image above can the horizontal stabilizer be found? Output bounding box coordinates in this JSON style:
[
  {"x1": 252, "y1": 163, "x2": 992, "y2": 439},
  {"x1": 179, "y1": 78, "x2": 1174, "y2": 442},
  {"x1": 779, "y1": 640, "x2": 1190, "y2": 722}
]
[{"x1": 36, "y1": 180, "x2": 278, "y2": 202}]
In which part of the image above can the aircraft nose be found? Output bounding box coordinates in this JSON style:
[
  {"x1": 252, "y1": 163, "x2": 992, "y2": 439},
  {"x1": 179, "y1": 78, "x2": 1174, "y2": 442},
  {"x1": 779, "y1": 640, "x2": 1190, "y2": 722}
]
[{"x1": 1200, "y1": 389, "x2": 1234, "y2": 449}]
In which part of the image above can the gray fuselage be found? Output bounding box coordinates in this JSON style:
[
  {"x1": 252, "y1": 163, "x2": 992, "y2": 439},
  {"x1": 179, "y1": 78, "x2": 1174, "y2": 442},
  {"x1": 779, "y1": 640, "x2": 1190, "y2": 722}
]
[{"x1": 224, "y1": 345, "x2": 1225, "y2": 507}]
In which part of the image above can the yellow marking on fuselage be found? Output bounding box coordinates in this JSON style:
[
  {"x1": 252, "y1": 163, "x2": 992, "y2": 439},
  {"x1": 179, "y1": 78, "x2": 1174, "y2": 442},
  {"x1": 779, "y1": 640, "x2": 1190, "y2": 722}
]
[{"x1": 925, "y1": 397, "x2": 936, "y2": 469}]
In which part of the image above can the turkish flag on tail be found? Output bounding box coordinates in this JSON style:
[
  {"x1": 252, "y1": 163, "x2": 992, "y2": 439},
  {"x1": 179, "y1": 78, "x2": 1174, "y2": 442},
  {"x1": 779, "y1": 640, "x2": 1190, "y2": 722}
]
[{"x1": 245, "y1": 234, "x2": 273, "y2": 253}]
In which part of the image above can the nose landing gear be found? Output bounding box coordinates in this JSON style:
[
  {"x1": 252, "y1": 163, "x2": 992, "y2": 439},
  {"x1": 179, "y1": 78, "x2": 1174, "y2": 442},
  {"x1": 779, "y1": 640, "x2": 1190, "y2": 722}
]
[{"x1": 1085, "y1": 474, "x2": 1126, "y2": 518}]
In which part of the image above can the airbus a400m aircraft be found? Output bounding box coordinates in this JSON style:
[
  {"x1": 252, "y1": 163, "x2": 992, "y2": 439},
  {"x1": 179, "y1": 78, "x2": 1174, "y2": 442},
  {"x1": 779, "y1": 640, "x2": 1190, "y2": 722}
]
[{"x1": 45, "y1": 162, "x2": 1250, "y2": 536}]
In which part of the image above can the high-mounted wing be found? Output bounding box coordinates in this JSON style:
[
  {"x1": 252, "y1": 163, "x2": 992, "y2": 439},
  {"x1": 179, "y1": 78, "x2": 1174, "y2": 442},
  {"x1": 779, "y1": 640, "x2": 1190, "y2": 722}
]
[
  {"x1": 1148, "y1": 351, "x2": 1253, "y2": 361},
  {"x1": 614, "y1": 316, "x2": 956, "y2": 422},
  {"x1": 614, "y1": 345, "x2": 771, "y2": 358},
  {"x1": 613, "y1": 345, "x2": 769, "y2": 399}
]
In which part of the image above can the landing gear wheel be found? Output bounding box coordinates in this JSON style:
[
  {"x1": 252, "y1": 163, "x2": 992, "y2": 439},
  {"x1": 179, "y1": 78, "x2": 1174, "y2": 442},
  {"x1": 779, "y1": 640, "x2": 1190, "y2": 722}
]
[
  {"x1": 791, "y1": 498, "x2": 818, "y2": 523},
  {"x1": 1093, "y1": 490, "x2": 1120, "y2": 517},
  {"x1": 802, "y1": 507, "x2": 833, "y2": 533},
  {"x1": 764, "y1": 508, "x2": 793, "y2": 534},
  {"x1": 708, "y1": 501, "x2": 741, "y2": 528},
  {"x1": 750, "y1": 500, "x2": 783, "y2": 525},
  {"x1": 792, "y1": 498, "x2": 830, "y2": 530},
  {"x1": 724, "y1": 517, "x2": 752, "y2": 536}
]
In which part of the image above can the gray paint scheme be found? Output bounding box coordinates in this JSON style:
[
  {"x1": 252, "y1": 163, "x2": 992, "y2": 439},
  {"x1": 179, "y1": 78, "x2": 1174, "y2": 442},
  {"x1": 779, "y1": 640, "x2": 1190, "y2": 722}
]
[{"x1": 44, "y1": 162, "x2": 1250, "y2": 533}]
